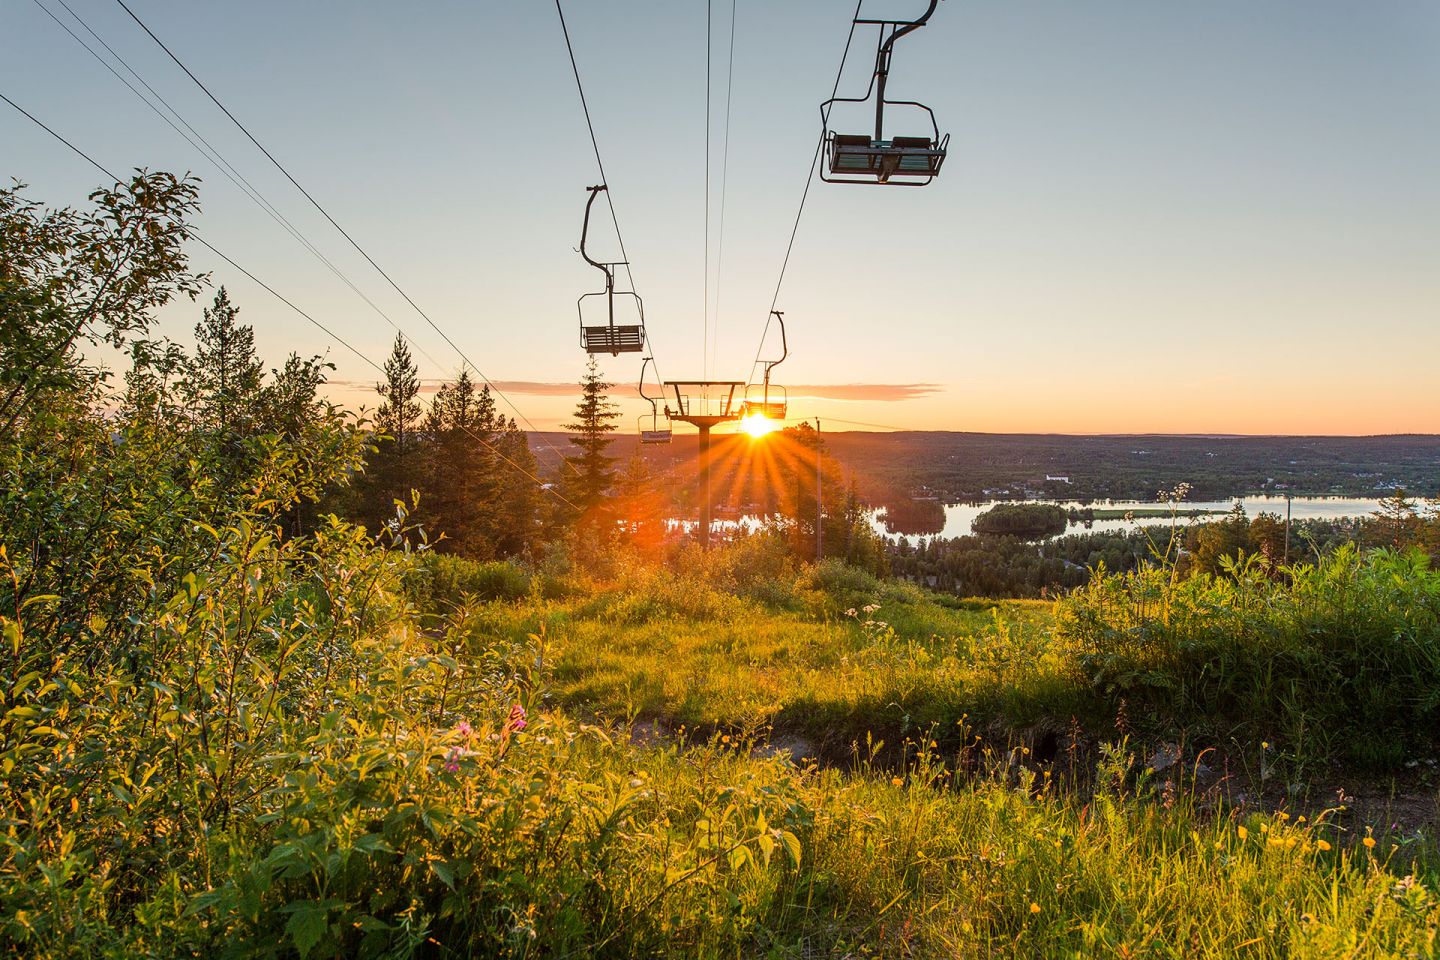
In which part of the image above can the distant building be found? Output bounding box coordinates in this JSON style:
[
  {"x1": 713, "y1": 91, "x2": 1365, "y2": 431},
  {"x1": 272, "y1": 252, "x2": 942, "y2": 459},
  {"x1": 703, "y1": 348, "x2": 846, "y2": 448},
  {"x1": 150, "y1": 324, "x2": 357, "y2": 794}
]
[{"x1": 1045, "y1": 475, "x2": 1072, "y2": 484}]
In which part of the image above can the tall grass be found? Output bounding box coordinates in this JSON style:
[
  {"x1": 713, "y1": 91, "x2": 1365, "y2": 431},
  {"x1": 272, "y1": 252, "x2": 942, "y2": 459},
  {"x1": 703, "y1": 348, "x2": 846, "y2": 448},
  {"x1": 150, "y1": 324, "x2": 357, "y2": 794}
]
[
  {"x1": 1057, "y1": 546, "x2": 1440, "y2": 769},
  {"x1": 5, "y1": 526, "x2": 1440, "y2": 956}
]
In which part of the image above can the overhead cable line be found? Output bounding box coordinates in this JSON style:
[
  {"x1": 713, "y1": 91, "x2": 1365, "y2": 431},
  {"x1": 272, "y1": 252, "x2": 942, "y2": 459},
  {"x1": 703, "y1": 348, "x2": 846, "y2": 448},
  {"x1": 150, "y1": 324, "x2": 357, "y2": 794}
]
[
  {"x1": 711, "y1": 0, "x2": 738, "y2": 382},
  {"x1": 32, "y1": 0, "x2": 457, "y2": 384},
  {"x1": 111, "y1": 0, "x2": 577, "y2": 474},
  {"x1": 2, "y1": 91, "x2": 579, "y2": 511},
  {"x1": 747, "y1": 0, "x2": 864, "y2": 386},
  {"x1": 1, "y1": 90, "x2": 381, "y2": 378},
  {"x1": 703, "y1": 0, "x2": 712, "y2": 381},
  {"x1": 552, "y1": 0, "x2": 667, "y2": 387}
]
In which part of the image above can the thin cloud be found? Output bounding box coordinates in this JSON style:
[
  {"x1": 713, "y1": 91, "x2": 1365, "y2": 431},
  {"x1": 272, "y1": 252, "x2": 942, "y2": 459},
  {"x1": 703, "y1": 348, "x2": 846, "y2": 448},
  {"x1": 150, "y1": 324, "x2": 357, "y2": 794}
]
[
  {"x1": 329, "y1": 380, "x2": 942, "y2": 402},
  {"x1": 787, "y1": 384, "x2": 943, "y2": 402}
]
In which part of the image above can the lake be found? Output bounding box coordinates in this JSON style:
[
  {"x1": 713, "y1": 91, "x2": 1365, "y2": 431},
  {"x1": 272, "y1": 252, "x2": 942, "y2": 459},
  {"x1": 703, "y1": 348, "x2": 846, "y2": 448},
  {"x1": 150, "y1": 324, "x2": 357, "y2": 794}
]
[{"x1": 873, "y1": 496, "x2": 1391, "y2": 541}]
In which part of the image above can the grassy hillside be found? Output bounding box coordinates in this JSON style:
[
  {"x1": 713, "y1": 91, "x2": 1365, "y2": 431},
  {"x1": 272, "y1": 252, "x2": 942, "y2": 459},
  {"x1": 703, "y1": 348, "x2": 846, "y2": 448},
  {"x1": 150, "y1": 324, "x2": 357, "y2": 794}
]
[{"x1": 440, "y1": 540, "x2": 1440, "y2": 778}]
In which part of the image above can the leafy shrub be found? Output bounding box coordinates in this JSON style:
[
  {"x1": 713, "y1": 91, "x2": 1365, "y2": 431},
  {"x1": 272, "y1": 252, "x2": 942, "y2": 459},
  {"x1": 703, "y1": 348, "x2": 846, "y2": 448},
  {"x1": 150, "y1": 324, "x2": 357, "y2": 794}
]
[
  {"x1": 404, "y1": 553, "x2": 532, "y2": 618},
  {"x1": 1057, "y1": 546, "x2": 1440, "y2": 767}
]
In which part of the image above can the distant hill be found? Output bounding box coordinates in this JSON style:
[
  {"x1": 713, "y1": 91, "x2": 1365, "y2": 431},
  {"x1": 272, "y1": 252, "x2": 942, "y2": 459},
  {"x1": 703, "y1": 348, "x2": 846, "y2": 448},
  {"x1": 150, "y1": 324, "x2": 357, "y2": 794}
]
[{"x1": 527, "y1": 430, "x2": 1440, "y2": 504}]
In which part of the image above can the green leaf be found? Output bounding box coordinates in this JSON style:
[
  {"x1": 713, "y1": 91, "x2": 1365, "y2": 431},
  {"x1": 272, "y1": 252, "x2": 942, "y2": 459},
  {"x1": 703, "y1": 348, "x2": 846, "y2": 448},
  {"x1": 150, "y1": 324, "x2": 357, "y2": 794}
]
[
  {"x1": 285, "y1": 902, "x2": 329, "y2": 958},
  {"x1": 429, "y1": 858, "x2": 456, "y2": 890},
  {"x1": 779, "y1": 830, "x2": 802, "y2": 867},
  {"x1": 757, "y1": 833, "x2": 775, "y2": 867}
]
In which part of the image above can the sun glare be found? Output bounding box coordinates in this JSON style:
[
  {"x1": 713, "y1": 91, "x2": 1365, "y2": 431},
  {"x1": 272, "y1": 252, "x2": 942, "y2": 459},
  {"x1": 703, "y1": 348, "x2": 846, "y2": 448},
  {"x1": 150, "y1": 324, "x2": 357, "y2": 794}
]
[{"x1": 740, "y1": 413, "x2": 776, "y2": 438}]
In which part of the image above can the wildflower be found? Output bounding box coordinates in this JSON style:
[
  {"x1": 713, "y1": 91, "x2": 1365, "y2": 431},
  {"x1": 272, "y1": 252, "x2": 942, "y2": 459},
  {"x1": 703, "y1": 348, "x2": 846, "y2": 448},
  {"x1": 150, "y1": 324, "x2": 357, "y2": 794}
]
[
  {"x1": 1261, "y1": 741, "x2": 1270, "y2": 750},
  {"x1": 1316, "y1": 840, "x2": 1331, "y2": 852},
  {"x1": 1237, "y1": 826, "x2": 1248, "y2": 841},
  {"x1": 863, "y1": 603, "x2": 880, "y2": 614},
  {"x1": 1029, "y1": 902, "x2": 1041, "y2": 915},
  {"x1": 1363, "y1": 836, "x2": 1376, "y2": 850},
  {"x1": 454, "y1": 720, "x2": 473, "y2": 737},
  {"x1": 444, "y1": 746, "x2": 462, "y2": 774},
  {"x1": 845, "y1": 608, "x2": 858, "y2": 618},
  {"x1": 506, "y1": 703, "x2": 527, "y2": 732},
  {"x1": 891, "y1": 776, "x2": 904, "y2": 787}
]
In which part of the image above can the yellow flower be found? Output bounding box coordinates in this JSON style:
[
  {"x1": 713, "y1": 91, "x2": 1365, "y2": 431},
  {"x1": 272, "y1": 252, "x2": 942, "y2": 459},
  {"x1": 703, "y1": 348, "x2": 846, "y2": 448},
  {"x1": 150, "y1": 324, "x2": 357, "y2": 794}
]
[
  {"x1": 891, "y1": 776, "x2": 904, "y2": 787},
  {"x1": 1237, "y1": 826, "x2": 1248, "y2": 840},
  {"x1": 1261, "y1": 741, "x2": 1270, "y2": 750},
  {"x1": 1316, "y1": 839, "x2": 1331, "y2": 852},
  {"x1": 1030, "y1": 902, "x2": 1041, "y2": 915},
  {"x1": 1363, "y1": 836, "x2": 1376, "y2": 850}
]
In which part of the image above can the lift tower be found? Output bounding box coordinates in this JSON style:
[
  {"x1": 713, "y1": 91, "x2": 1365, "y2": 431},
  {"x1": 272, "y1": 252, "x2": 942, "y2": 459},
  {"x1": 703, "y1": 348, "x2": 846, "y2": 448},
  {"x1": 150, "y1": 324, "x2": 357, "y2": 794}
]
[{"x1": 663, "y1": 381, "x2": 744, "y2": 549}]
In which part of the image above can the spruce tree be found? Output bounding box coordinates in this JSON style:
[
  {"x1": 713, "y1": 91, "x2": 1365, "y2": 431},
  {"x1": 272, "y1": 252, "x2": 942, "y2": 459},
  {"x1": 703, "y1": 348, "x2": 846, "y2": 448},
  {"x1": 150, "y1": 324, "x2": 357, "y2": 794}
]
[
  {"x1": 561, "y1": 357, "x2": 620, "y2": 519},
  {"x1": 364, "y1": 334, "x2": 424, "y2": 532},
  {"x1": 422, "y1": 371, "x2": 501, "y2": 557},
  {"x1": 191, "y1": 286, "x2": 263, "y2": 433},
  {"x1": 615, "y1": 452, "x2": 665, "y2": 554},
  {"x1": 375, "y1": 334, "x2": 421, "y2": 456},
  {"x1": 492, "y1": 416, "x2": 540, "y2": 557}
]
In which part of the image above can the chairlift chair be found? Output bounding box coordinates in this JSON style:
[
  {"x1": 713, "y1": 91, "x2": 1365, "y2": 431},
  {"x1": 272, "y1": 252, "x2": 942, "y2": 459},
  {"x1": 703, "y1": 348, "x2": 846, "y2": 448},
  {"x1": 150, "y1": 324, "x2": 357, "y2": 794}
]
[
  {"x1": 821, "y1": 0, "x2": 949, "y2": 186},
  {"x1": 740, "y1": 311, "x2": 789, "y2": 420},
  {"x1": 576, "y1": 185, "x2": 646, "y2": 354},
  {"x1": 637, "y1": 357, "x2": 673, "y2": 443}
]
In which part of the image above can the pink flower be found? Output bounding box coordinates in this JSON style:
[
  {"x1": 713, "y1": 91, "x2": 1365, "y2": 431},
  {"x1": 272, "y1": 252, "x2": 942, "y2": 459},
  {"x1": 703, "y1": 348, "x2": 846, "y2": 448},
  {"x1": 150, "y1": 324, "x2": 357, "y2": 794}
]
[
  {"x1": 443, "y1": 746, "x2": 462, "y2": 773},
  {"x1": 507, "y1": 703, "x2": 527, "y2": 732},
  {"x1": 454, "y1": 721, "x2": 473, "y2": 737}
]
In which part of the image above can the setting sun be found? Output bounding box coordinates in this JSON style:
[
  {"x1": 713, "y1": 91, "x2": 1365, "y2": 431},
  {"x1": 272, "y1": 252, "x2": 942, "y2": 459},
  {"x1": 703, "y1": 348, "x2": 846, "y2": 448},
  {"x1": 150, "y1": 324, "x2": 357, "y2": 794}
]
[{"x1": 740, "y1": 413, "x2": 777, "y2": 438}]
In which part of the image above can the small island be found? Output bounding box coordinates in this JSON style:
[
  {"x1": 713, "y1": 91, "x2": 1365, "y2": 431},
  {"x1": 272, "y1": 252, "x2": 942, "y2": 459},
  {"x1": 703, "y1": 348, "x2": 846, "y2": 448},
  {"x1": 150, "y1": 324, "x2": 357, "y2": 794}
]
[{"x1": 971, "y1": 502, "x2": 1069, "y2": 539}]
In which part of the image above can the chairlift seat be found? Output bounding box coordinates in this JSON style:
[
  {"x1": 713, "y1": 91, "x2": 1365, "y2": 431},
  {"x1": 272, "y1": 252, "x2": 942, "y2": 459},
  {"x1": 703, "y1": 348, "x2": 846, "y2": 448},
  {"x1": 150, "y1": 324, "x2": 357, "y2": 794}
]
[
  {"x1": 829, "y1": 133, "x2": 946, "y2": 182},
  {"x1": 739, "y1": 400, "x2": 787, "y2": 420},
  {"x1": 640, "y1": 429, "x2": 672, "y2": 444},
  {"x1": 581, "y1": 324, "x2": 645, "y2": 355}
]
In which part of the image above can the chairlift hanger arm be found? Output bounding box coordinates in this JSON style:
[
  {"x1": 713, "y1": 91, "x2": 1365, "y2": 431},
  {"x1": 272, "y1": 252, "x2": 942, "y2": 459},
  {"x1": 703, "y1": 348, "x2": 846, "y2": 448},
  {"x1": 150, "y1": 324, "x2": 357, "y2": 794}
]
[
  {"x1": 858, "y1": 0, "x2": 941, "y2": 56},
  {"x1": 638, "y1": 356, "x2": 660, "y2": 412},
  {"x1": 579, "y1": 184, "x2": 617, "y2": 283},
  {"x1": 870, "y1": 0, "x2": 940, "y2": 141},
  {"x1": 762, "y1": 310, "x2": 788, "y2": 378}
]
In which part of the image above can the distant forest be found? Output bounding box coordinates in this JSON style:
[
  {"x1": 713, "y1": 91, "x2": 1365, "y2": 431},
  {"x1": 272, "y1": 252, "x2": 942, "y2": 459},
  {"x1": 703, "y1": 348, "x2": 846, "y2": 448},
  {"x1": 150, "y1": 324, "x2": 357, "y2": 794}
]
[{"x1": 531, "y1": 431, "x2": 1440, "y2": 510}]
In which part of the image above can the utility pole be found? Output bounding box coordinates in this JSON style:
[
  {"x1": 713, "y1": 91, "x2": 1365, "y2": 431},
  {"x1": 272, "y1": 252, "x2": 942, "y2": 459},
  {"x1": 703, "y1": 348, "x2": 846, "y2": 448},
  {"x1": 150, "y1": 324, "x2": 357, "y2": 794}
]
[
  {"x1": 815, "y1": 418, "x2": 823, "y2": 562},
  {"x1": 1284, "y1": 492, "x2": 1292, "y2": 567},
  {"x1": 846, "y1": 470, "x2": 855, "y2": 563}
]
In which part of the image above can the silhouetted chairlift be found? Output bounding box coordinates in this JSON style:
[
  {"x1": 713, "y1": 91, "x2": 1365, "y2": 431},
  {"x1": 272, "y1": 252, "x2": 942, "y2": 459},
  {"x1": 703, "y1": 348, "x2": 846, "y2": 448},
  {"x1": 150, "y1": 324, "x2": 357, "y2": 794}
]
[
  {"x1": 740, "y1": 310, "x2": 788, "y2": 420},
  {"x1": 576, "y1": 185, "x2": 645, "y2": 354},
  {"x1": 637, "y1": 356, "x2": 672, "y2": 444},
  {"x1": 821, "y1": 0, "x2": 949, "y2": 186}
]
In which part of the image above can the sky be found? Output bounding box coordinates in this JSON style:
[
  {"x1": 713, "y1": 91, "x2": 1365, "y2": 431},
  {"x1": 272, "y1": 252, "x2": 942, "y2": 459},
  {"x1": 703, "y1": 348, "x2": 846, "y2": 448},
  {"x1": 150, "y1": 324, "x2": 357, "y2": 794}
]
[{"x1": 4, "y1": 0, "x2": 1439, "y2": 435}]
